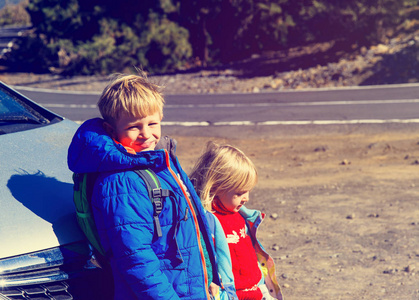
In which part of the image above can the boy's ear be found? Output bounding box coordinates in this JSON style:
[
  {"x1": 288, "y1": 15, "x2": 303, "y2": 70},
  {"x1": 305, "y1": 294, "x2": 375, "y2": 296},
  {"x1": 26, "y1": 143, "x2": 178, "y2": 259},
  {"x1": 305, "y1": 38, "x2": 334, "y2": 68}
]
[{"x1": 103, "y1": 121, "x2": 115, "y2": 137}]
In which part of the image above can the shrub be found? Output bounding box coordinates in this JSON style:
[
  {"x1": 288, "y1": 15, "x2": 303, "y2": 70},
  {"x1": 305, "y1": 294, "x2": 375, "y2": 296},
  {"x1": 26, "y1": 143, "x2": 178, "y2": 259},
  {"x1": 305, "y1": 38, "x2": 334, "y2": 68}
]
[
  {"x1": 0, "y1": 0, "x2": 31, "y2": 26},
  {"x1": 2, "y1": 33, "x2": 57, "y2": 72},
  {"x1": 139, "y1": 13, "x2": 192, "y2": 73}
]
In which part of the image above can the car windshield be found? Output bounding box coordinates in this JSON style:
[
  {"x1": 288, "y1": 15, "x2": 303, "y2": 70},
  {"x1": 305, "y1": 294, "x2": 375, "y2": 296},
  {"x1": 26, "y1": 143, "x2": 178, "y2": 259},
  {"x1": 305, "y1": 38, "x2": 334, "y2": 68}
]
[
  {"x1": 0, "y1": 88, "x2": 45, "y2": 124},
  {"x1": 0, "y1": 83, "x2": 62, "y2": 134}
]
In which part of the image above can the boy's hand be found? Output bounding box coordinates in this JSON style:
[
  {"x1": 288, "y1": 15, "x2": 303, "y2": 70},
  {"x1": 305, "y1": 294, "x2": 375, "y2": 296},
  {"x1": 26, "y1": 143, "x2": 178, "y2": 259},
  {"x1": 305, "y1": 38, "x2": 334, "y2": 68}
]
[{"x1": 209, "y1": 282, "x2": 220, "y2": 299}]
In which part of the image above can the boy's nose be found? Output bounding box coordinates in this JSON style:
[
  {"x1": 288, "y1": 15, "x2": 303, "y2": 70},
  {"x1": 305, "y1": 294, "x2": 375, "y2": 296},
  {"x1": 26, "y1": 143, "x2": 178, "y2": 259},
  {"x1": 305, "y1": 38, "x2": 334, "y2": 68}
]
[{"x1": 139, "y1": 127, "x2": 151, "y2": 138}]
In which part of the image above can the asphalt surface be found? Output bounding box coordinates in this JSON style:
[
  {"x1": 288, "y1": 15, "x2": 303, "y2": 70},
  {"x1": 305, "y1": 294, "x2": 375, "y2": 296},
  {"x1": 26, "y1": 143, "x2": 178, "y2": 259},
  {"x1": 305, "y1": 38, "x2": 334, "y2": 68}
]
[{"x1": 15, "y1": 83, "x2": 419, "y2": 127}]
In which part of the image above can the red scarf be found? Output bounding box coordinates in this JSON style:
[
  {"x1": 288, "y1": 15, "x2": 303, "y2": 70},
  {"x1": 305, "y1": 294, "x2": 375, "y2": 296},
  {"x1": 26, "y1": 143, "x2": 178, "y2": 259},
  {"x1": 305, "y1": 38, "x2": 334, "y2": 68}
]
[
  {"x1": 212, "y1": 200, "x2": 263, "y2": 300},
  {"x1": 113, "y1": 139, "x2": 137, "y2": 154}
]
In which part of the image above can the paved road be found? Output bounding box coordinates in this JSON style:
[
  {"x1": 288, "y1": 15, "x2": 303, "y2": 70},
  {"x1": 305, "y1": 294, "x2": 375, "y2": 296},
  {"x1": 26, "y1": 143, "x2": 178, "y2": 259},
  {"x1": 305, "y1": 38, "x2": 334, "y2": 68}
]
[{"x1": 15, "y1": 84, "x2": 419, "y2": 126}]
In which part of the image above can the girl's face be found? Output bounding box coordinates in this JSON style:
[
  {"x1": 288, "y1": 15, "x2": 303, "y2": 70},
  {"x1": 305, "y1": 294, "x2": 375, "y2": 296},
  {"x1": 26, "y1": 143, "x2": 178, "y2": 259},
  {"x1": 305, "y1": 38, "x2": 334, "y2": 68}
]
[{"x1": 217, "y1": 188, "x2": 250, "y2": 213}]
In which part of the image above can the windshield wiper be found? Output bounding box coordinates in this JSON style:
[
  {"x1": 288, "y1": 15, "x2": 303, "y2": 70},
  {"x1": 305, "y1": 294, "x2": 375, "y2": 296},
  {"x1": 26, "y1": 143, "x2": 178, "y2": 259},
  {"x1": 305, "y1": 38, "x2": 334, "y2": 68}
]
[{"x1": 0, "y1": 115, "x2": 47, "y2": 125}]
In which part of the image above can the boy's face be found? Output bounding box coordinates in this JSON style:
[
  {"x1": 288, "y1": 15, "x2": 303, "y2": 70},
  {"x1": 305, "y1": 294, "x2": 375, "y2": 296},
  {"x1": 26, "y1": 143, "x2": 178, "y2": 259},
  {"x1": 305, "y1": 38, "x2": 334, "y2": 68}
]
[{"x1": 107, "y1": 111, "x2": 162, "y2": 153}]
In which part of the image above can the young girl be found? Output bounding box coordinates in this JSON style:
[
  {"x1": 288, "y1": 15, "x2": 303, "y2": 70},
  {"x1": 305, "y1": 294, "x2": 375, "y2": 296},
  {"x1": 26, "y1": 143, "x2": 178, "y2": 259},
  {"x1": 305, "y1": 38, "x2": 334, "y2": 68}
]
[{"x1": 190, "y1": 142, "x2": 283, "y2": 300}]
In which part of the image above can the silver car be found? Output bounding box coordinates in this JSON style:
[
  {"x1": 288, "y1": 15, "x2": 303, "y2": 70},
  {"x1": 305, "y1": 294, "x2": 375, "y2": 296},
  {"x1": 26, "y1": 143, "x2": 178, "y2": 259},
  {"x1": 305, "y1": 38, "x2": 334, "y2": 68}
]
[{"x1": 0, "y1": 82, "x2": 111, "y2": 299}]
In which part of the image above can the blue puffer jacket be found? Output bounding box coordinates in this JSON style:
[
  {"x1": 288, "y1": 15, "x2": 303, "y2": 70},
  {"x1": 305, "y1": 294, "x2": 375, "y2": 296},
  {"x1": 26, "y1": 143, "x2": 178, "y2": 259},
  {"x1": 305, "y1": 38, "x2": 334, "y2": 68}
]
[{"x1": 67, "y1": 118, "x2": 220, "y2": 300}]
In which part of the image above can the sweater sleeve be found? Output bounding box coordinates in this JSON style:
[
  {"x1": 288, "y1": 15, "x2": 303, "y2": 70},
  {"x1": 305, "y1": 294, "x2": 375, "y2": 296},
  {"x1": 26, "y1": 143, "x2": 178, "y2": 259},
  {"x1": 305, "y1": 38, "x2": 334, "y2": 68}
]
[
  {"x1": 92, "y1": 172, "x2": 180, "y2": 300},
  {"x1": 208, "y1": 213, "x2": 238, "y2": 300}
]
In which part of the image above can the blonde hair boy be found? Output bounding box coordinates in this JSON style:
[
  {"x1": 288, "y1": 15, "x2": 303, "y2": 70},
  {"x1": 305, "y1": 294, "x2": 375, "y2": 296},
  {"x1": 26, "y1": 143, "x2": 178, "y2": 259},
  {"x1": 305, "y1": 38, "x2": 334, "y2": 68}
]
[
  {"x1": 68, "y1": 73, "x2": 227, "y2": 299},
  {"x1": 98, "y1": 73, "x2": 165, "y2": 125},
  {"x1": 97, "y1": 73, "x2": 165, "y2": 154}
]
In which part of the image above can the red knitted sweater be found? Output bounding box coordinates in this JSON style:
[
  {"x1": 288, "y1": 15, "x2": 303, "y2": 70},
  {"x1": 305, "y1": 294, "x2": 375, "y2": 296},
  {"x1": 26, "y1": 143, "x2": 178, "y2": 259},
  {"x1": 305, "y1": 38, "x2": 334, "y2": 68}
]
[{"x1": 212, "y1": 201, "x2": 263, "y2": 300}]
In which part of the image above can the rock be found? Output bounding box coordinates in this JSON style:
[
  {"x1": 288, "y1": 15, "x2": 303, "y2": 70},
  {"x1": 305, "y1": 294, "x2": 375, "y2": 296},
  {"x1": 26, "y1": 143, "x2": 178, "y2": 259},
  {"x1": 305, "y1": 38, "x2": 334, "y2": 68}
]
[
  {"x1": 405, "y1": 265, "x2": 415, "y2": 273},
  {"x1": 314, "y1": 146, "x2": 329, "y2": 152},
  {"x1": 360, "y1": 46, "x2": 368, "y2": 55},
  {"x1": 383, "y1": 268, "x2": 398, "y2": 274},
  {"x1": 340, "y1": 159, "x2": 351, "y2": 165},
  {"x1": 270, "y1": 213, "x2": 279, "y2": 220},
  {"x1": 373, "y1": 44, "x2": 389, "y2": 55},
  {"x1": 346, "y1": 213, "x2": 355, "y2": 219}
]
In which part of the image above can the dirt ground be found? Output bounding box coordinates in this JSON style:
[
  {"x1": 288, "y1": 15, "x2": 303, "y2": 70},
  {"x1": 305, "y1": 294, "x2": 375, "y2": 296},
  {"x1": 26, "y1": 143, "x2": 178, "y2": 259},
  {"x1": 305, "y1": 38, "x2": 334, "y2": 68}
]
[
  {"x1": 165, "y1": 123, "x2": 419, "y2": 300},
  {"x1": 2, "y1": 68, "x2": 418, "y2": 299}
]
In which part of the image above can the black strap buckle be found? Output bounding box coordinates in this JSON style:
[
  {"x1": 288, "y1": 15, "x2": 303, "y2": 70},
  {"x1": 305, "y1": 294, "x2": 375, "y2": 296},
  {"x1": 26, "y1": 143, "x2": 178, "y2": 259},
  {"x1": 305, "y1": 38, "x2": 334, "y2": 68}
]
[{"x1": 153, "y1": 199, "x2": 163, "y2": 214}]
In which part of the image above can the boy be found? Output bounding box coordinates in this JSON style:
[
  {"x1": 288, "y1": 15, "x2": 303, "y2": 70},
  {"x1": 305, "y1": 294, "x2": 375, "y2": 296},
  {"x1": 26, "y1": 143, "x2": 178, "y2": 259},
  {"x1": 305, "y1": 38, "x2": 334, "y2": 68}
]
[{"x1": 67, "y1": 73, "x2": 222, "y2": 299}]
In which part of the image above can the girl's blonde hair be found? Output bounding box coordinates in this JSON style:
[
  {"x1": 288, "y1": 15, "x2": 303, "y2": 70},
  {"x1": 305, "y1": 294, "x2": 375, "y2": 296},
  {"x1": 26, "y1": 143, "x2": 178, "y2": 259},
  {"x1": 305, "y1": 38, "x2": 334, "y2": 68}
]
[
  {"x1": 190, "y1": 141, "x2": 258, "y2": 211},
  {"x1": 98, "y1": 72, "x2": 164, "y2": 124}
]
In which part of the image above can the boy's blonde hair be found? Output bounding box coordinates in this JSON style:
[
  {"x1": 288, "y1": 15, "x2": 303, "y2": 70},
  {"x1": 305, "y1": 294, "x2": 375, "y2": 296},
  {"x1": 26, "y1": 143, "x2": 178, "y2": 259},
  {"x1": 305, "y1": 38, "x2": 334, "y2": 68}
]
[
  {"x1": 190, "y1": 141, "x2": 258, "y2": 211},
  {"x1": 98, "y1": 73, "x2": 164, "y2": 124}
]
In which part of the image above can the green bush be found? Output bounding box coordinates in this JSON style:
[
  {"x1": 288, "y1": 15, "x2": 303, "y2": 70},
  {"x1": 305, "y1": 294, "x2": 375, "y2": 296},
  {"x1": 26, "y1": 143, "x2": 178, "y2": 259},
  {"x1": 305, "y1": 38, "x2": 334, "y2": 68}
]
[
  {"x1": 0, "y1": 0, "x2": 31, "y2": 26},
  {"x1": 57, "y1": 18, "x2": 141, "y2": 75},
  {"x1": 55, "y1": 15, "x2": 192, "y2": 75},
  {"x1": 2, "y1": 33, "x2": 57, "y2": 72},
  {"x1": 6, "y1": 0, "x2": 417, "y2": 75},
  {"x1": 139, "y1": 13, "x2": 192, "y2": 73}
]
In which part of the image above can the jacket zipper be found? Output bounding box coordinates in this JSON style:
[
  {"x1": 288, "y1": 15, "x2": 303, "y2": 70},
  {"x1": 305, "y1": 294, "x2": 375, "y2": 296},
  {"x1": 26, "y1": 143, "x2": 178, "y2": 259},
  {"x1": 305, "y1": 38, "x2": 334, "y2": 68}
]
[{"x1": 164, "y1": 150, "x2": 211, "y2": 299}]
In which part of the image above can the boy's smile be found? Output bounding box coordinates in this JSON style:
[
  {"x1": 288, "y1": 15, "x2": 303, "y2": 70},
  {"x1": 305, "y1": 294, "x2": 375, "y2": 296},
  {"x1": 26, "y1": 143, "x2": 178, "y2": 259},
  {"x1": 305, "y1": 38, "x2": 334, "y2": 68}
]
[{"x1": 107, "y1": 111, "x2": 162, "y2": 153}]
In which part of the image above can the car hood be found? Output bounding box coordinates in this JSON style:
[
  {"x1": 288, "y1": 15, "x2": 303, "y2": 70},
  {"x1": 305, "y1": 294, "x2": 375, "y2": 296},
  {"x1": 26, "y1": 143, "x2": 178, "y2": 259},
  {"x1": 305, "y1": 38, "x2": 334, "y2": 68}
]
[{"x1": 0, "y1": 119, "x2": 84, "y2": 259}]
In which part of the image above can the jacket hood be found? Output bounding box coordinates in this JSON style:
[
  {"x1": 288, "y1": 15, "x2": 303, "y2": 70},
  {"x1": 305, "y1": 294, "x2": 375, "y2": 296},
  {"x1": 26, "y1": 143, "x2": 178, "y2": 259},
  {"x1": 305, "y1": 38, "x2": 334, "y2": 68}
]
[{"x1": 67, "y1": 118, "x2": 177, "y2": 174}]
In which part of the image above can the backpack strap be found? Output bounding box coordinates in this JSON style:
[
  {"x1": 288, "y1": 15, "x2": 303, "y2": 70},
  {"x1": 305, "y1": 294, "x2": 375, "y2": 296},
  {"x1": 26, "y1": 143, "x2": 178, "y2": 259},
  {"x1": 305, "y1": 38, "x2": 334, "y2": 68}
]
[
  {"x1": 134, "y1": 169, "x2": 171, "y2": 238},
  {"x1": 73, "y1": 172, "x2": 107, "y2": 258}
]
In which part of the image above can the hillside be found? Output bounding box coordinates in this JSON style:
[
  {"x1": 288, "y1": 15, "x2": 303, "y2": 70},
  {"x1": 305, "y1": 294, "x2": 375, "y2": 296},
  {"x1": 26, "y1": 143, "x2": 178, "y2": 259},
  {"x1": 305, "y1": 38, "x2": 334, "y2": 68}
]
[{"x1": 0, "y1": 27, "x2": 418, "y2": 94}]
